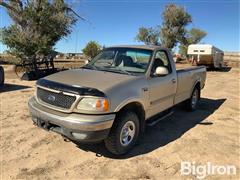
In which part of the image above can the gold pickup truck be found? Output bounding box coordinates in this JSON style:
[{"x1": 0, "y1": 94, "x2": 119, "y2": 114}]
[{"x1": 28, "y1": 45, "x2": 206, "y2": 155}]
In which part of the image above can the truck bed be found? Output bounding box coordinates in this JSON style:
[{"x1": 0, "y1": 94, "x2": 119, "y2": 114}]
[
  {"x1": 176, "y1": 66, "x2": 205, "y2": 72},
  {"x1": 174, "y1": 66, "x2": 206, "y2": 105},
  {"x1": 175, "y1": 62, "x2": 197, "y2": 70}
]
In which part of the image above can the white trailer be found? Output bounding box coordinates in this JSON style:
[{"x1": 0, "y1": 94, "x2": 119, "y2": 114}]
[{"x1": 187, "y1": 44, "x2": 224, "y2": 68}]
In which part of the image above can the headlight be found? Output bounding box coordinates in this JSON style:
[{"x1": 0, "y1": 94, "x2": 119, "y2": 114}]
[{"x1": 76, "y1": 97, "x2": 109, "y2": 112}]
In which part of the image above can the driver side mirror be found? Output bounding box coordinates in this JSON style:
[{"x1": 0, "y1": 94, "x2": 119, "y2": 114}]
[{"x1": 154, "y1": 66, "x2": 169, "y2": 76}]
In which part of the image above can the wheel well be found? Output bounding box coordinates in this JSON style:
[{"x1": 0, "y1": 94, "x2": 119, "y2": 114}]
[{"x1": 117, "y1": 102, "x2": 145, "y2": 132}]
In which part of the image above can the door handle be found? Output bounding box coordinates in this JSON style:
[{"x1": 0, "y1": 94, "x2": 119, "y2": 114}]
[{"x1": 172, "y1": 79, "x2": 176, "y2": 83}]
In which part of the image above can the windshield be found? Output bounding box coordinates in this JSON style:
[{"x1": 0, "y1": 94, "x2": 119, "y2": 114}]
[{"x1": 86, "y1": 48, "x2": 153, "y2": 75}]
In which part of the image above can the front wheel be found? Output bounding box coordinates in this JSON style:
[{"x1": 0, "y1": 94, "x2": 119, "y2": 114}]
[
  {"x1": 104, "y1": 111, "x2": 140, "y2": 155},
  {"x1": 185, "y1": 87, "x2": 200, "y2": 111}
]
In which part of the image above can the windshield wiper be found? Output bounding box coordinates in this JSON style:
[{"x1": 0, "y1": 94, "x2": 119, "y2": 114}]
[
  {"x1": 83, "y1": 64, "x2": 132, "y2": 75},
  {"x1": 101, "y1": 67, "x2": 132, "y2": 75},
  {"x1": 82, "y1": 64, "x2": 98, "y2": 70},
  {"x1": 116, "y1": 68, "x2": 132, "y2": 75}
]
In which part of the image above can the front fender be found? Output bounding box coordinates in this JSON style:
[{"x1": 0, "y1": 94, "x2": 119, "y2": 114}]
[
  {"x1": 114, "y1": 97, "x2": 146, "y2": 112},
  {"x1": 104, "y1": 75, "x2": 149, "y2": 113}
]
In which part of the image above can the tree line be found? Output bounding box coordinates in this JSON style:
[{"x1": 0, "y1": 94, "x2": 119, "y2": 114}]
[
  {"x1": 135, "y1": 4, "x2": 207, "y2": 56},
  {"x1": 0, "y1": 1, "x2": 206, "y2": 70}
]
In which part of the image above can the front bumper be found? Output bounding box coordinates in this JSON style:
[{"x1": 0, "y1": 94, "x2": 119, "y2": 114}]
[{"x1": 28, "y1": 97, "x2": 115, "y2": 142}]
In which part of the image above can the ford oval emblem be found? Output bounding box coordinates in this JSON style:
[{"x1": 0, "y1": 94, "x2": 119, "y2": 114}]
[{"x1": 47, "y1": 95, "x2": 56, "y2": 102}]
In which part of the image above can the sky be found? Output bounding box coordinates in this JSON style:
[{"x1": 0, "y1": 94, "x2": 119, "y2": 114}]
[{"x1": 0, "y1": 0, "x2": 239, "y2": 53}]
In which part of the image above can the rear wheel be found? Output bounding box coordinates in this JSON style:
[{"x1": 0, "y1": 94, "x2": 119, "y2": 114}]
[
  {"x1": 104, "y1": 111, "x2": 140, "y2": 155},
  {"x1": 0, "y1": 66, "x2": 4, "y2": 86},
  {"x1": 185, "y1": 86, "x2": 200, "y2": 111}
]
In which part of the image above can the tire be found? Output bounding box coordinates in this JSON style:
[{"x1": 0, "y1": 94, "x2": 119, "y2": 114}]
[
  {"x1": 219, "y1": 63, "x2": 222, "y2": 68},
  {"x1": 15, "y1": 65, "x2": 26, "y2": 79},
  {"x1": 218, "y1": 63, "x2": 223, "y2": 71},
  {"x1": 104, "y1": 111, "x2": 140, "y2": 155},
  {"x1": 0, "y1": 66, "x2": 4, "y2": 86},
  {"x1": 185, "y1": 86, "x2": 200, "y2": 111}
]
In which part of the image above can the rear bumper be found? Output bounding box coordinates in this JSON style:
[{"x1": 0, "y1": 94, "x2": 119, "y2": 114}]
[{"x1": 28, "y1": 97, "x2": 115, "y2": 142}]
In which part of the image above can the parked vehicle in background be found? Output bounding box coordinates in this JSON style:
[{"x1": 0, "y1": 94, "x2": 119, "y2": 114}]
[
  {"x1": 28, "y1": 45, "x2": 206, "y2": 155},
  {"x1": 187, "y1": 44, "x2": 224, "y2": 68},
  {"x1": 0, "y1": 65, "x2": 4, "y2": 86}
]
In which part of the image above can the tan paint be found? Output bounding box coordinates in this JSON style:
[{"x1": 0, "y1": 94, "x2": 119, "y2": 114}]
[{"x1": 32, "y1": 45, "x2": 206, "y2": 121}]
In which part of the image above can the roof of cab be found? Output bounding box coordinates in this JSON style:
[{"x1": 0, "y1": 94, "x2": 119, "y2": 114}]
[{"x1": 106, "y1": 45, "x2": 162, "y2": 51}]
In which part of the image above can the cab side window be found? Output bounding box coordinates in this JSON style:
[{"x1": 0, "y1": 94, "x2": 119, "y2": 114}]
[{"x1": 151, "y1": 50, "x2": 172, "y2": 75}]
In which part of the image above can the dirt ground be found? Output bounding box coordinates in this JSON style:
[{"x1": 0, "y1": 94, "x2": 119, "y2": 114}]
[{"x1": 0, "y1": 64, "x2": 239, "y2": 179}]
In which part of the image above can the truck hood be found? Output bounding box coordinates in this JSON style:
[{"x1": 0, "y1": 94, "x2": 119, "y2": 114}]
[{"x1": 44, "y1": 68, "x2": 137, "y2": 92}]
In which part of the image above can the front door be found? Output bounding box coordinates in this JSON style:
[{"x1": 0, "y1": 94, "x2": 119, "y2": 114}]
[{"x1": 147, "y1": 50, "x2": 177, "y2": 117}]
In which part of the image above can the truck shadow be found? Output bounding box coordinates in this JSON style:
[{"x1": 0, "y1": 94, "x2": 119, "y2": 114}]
[
  {"x1": 0, "y1": 83, "x2": 31, "y2": 93},
  {"x1": 207, "y1": 67, "x2": 231, "y2": 72},
  {"x1": 75, "y1": 98, "x2": 226, "y2": 159}
]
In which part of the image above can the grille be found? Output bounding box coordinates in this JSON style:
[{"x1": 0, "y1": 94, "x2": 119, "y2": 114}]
[{"x1": 37, "y1": 87, "x2": 76, "y2": 109}]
